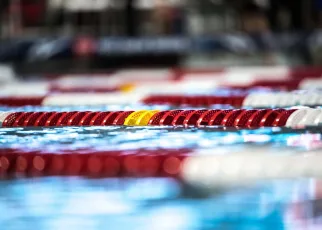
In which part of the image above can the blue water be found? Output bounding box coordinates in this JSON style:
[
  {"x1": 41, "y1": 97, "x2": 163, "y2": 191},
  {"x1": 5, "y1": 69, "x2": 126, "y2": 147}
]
[{"x1": 0, "y1": 176, "x2": 320, "y2": 230}]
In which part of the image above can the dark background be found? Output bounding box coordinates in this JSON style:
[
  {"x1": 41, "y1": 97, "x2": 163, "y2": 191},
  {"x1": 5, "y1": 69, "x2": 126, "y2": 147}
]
[{"x1": 1, "y1": 0, "x2": 322, "y2": 74}]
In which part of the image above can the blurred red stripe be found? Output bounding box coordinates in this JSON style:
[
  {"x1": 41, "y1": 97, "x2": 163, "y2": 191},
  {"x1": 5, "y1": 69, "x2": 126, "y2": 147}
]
[{"x1": 0, "y1": 148, "x2": 192, "y2": 178}]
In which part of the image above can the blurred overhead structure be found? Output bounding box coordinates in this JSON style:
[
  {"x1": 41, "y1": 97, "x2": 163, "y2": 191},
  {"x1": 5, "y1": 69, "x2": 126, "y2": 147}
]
[{"x1": 1, "y1": 0, "x2": 322, "y2": 72}]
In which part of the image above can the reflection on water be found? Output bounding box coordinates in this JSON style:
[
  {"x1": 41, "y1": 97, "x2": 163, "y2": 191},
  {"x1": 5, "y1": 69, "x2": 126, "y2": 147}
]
[
  {"x1": 0, "y1": 126, "x2": 319, "y2": 152},
  {"x1": 0, "y1": 177, "x2": 322, "y2": 229}
]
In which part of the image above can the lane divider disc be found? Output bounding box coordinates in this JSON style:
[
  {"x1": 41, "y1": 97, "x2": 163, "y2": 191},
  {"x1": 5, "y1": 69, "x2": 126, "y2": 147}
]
[
  {"x1": 285, "y1": 109, "x2": 311, "y2": 128},
  {"x1": 124, "y1": 110, "x2": 160, "y2": 126},
  {"x1": 3, "y1": 112, "x2": 23, "y2": 127},
  {"x1": 35, "y1": 112, "x2": 55, "y2": 127},
  {"x1": 148, "y1": 111, "x2": 168, "y2": 126},
  {"x1": 45, "y1": 112, "x2": 64, "y2": 127},
  {"x1": 124, "y1": 111, "x2": 148, "y2": 126},
  {"x1": 0, "y1": 112, "x2": 12, "y2": 127},
  {"x1": 172, "y1": 110, "x2": 195, "y2": 126},
  {"x1": 298, "y1": 109, "x2": 322, "y2": 126},
  {"x1": 78, "y1": 112, "x2": 99, "y2": 126},
  {"x1": 160, "y1": 110, "x2": 184, "y2": 126},
  {"x1": 259, "y1": 109, "x2": 282, "y2": 127},
  {"x1": 101, "y1": 111, "x2": 123, "y2": 125},
  {"x1": 89, "y1": 112, "x2": 112, "y2": 126},
  {"x1": 120, "y1": 83, "x2": 136, "y2": 92},
  {"x1": 196, "y1": 110, "x2": 221, "y2": 126},
  {"x1": 67, "y1": 111, "x2": 89, "y2": 126},
  {"x1": 56, "y1": 111, "x2": 78, "y2": 126},
  {"x1": 221, "y1": 110, "x2": 244, "y2": 127},
  {"x1": 314, "y1": 112, "x2": 322, "y2": 126},
  {"x1": 209, "y1": 110, "x2": 232, "y2": 126},
  {"x1": 242, "y1": 94, "x2": 259, "y2": 107},
  {"x1": 273, "y1": 109, "x2": 297, "y2": 127},
  {"x1": 113, "y1": 111, "x2": 134, "y2": 125},
  {"x1": 14, "y1": 112, "x2": 35, "y2": 127},
  {"x1": 234, "y1": 110, "x2": 257, "y2": 127},
  {"x1": 183, "y1": 110, "x2": 208, "y2": 126},
  {"x1": 24, "y1": 112, "x2": 42, "y2": 127},
  {"x1": 246, "y1": 109, "x2": 270, "y2": 128}
]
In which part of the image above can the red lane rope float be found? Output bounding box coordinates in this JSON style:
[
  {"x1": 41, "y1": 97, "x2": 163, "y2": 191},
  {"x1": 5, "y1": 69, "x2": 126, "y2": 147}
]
[
  {"x1": 89, "y1": 112, "x2": 112, "y2": 126},
  {"x1": 209, "y1": 110, "x2": 233, "y2": 126},
  {"x1": 142, "y1": 95, "x2": 246, "y2": 107},
  {"x1": 67, "y1": 111, "x2": 89, "y2": 126},
  {"x1": 0, "y1": 97, "x2": 45, "y2": 107},
  {"x1": 272, "y1": 109, "x2": 297, "y2": 127},
  {"x1": 24, "y1": 112, "x2": 44, "y2": 126},
  {"x1": 246, "y1": 109, "x2": 272, "y2": 128},
  {"x1": 49, "y1": 85, "x2": 120, "y2": 93},
  {"x1": 183, "y1": 110, "x2": 208, "y2": 126},
  {"x1": 2, "y1": 111, "x2": 136, "y2": 127},
  {"x1": 13, "y1": 112, "x2": 34, "y2": 127},
  {"x1": 113, "y1": 111, "x2": 134, "y2": 125},
  {"x1": 35, "y1": 112, "x2": 56, "y2": 126},
  {"x1": 0, "y1": 109, "x2": 299, "y2": 128},
  {"x1": 196, "y1": 110, "x2": 221, "y2": 126},
  {"x1": 102, "y1": 111, "x2": 123, "y2": 125},
  {"x1": 221, "y1": 110, "x2": 244, "y2": 127},
  {"x1": 3, "y1": 112, "x2": 23, "y2": 127},
  {"x1": 251, "y1": 80, "x2": 300, "y2": 90},
  {"x1": 160, "y1": 110, "x2": 184, "y2": 126},
  {"x1": 79, "y1": 112, "x2": 99, "y2": 126},
  {"x1": 290, "y1": 67, "x2": 322, "y2": 79},
  {"x1": 57, "y1": 111, "x2": 78, "y2": 126},
  {"x1": 148, "y1": 111, "x2": 168, "y2": 125},
  {"x1": 259, "y1": 109, "x2": 284, "y2": 127},
  {"x1": 228, "y1": 80, "x2": 301, "y2": 91},
  {"x1": 0, "y1": 148, "x2": 192, "y2": 179},
  {"x1": 46, "y1": 112, "x2": 66, "y2": 126},
  {"x1": 234, "y1": 110, "x2": 257, "y2": 127},
  {"x1": 172, "y1": 110, "x2": 195, "y2": 126}
]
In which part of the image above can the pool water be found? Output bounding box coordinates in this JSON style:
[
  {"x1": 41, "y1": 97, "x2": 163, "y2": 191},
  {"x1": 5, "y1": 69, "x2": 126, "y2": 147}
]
[{"x1": 0, "y1": 106, "x2": 322, "y2": 230}]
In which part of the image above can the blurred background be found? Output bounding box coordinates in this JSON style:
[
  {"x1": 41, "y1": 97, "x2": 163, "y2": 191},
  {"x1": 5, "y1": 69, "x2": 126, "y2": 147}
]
[
  {"x1": 1, "y1": 0, "x2": 322, "y2": 75},
  {"x1": 2, "y1": 2, "x2": 322, "y2": 230}
]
